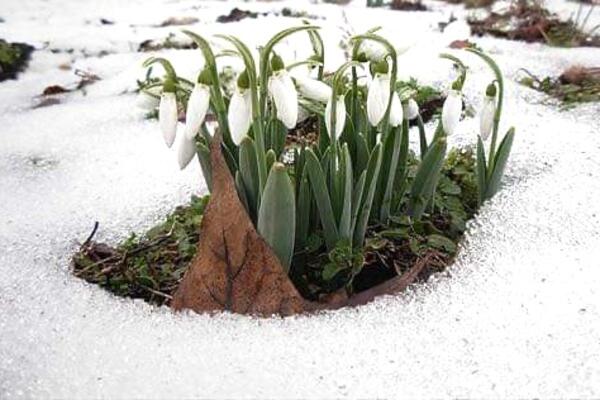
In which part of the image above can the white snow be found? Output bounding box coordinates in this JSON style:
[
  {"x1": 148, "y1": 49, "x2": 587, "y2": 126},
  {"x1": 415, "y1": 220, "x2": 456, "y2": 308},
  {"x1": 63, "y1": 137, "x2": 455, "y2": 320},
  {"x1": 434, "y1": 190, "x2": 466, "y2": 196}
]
[{"x1": 1, "y1": 0, "x2": 600, "y2": 398}]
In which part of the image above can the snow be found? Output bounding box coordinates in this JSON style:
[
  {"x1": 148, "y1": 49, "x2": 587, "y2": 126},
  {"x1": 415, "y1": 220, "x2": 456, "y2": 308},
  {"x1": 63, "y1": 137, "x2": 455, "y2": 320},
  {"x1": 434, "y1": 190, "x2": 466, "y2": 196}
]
[{"x1": 1, "y1": 0, "x2": 600, "y2": 398}]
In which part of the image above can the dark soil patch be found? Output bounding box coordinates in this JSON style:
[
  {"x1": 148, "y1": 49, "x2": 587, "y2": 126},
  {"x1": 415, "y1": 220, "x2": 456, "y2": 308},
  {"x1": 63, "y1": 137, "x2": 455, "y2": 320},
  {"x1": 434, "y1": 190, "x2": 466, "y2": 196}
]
[
  {"x1": 468, "y1": 0, "x2": 600, "y2": 47},
  {"x1": 391, "y1": 0, "x2": 428, "y2": 11},
  {"x1": 0, "y1": 39, "x2": 34, "y2": 81}
]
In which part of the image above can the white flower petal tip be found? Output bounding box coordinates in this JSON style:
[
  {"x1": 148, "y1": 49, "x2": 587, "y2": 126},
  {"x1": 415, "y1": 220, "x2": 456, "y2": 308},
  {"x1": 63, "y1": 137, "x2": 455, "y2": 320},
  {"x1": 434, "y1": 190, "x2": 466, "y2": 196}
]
[
  {"x1": 184, "y1": 84, "x2": 210, "y2": 140},
  {"x1": 177, "y1": 135, "x2": 197, "y2": 170},
  {"x1": 228, "y1": 88, "x2": 253, "y2": 146},
  {"x1": 404, "y1": 98, "x2": 419, "y2": 121},
  {"x1": 295, "y1": 76, "x2": 332, "y2": 103},
  {"x1": 268, "y1": 70, "x2": 298, "y2": 129},
  {"x1": 479, "y1": 95, "x2": 496, "y2": 141},
  {"x1": 325, "y1": 95, "x2": 346, "y2": 140},
  {"x1": 442, "y1": 90, "x2": 463, "y2": 136},
  {"x1": 367, "y1": 73, "x2": 391, "y2": 127},
  {"x1": 389, "y1": 93, "x2": 403, "y2": 127},
  {"x1": 159, "y1": 92, "x2": 178, "y2": 148}
]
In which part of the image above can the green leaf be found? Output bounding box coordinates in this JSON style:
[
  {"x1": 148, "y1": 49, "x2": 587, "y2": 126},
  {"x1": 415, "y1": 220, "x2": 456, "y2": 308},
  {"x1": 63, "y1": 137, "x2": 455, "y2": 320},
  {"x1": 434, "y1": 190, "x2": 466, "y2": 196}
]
[
  {"x1": 427, "y1": 234, "x2": 457, "y2": 254},
  {"x1": 295, "y1": 167, "x2": 311, "y2": 250},
  {"x1": 485, "y1": 128, "x2": 515, "y2": 200},
  {"x1": 305, "y1": 149, "x2": 339, "y2": 250},
  {"x1": 407, "y1": 138, "x2": 447, "y2": 220},
  {"x1": 239, "y1": 137, "x2": 259, "y2": 220},
  {"x1": 476, "y1": 135, "x2": 488, "y2": 205},
  {"x1": 257, "y1": 163, "x2": 296, "y2": 272},
  {"x1": 353, "y1": 143, "x2": 382, "y2": 248},
  {"x1": 338, "y1": 145, "x2": 353, "y2": 240},
  {"x1": 196, "y1": 142, "x2": 212, "y2": 192}
]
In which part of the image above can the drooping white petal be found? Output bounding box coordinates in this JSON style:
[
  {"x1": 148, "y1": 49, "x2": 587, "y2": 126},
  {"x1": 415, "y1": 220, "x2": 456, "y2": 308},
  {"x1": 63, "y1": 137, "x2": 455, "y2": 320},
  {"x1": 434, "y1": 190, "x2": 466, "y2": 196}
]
[
  {"x1": 389, "y1": 93, "x2": 403, "y2": 127},
  {"x1": 479, "y1": 95, "x2": 496, "y2": 141},
  {"x1": 442, "y1": 90, "x2": 462, "y2": 136},
  {"x1": 325, "y1": 95, "x2": 346, "y2": 140},
  {"x1": 184, "y1": 83, "x2": 210, "y2": 140},
  {"x1": 268, "y1": 70, "x2": 298, "y2": 129},
  {"x1": 228, "y1": 88, "x2": 253, "y2": 145},
  {"x1": 404, "y1": 98, "x2": 419, "y2": 120},
  {"x1": 367, "y1": 73, "x2": 391, "y2": 126},
  {"x1": 159, "y1": 92, "x2": 178, "y2": 148},
  {"x1": 295, "y1": 76, "x2": 332, "y2": 103},
  {"x1": 358, "y1": 40, "x2": 387, "y2": 62},
  {"x1": 177, "y1": 132, "x2": 197, "y2": 170}
]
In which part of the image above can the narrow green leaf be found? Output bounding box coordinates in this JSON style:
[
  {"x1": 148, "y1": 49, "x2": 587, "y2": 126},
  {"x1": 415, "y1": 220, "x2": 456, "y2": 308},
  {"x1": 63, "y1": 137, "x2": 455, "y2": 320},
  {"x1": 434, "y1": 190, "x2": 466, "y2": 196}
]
[
  {"x1": 235, "y1": 171, "x2": 250, "y2": 213},
  {"x1": 257, "y1": 163, "x2": 296, "y2": 272},
  {"x1": 407, "y1": 138, "x2": 447, "y2": 220},
  {"x1": 476, "y1": 135, "x2": 488, "y2": 205},
  {"x1": 196, "y1": 142, "x2": 212, "y2": 192},
  {"x1": 338, "y1": 145, "x2": 353, "y2": 240},
  {"x1": 350, "y1": 170, "x2": 366, "y2": 235},
  {"x1": 239, "y1": 137, "x2": 259, "y2": 220},
  {"x1": 380, "y1": 125, "x2": 402, "y2": 223},
  {"x1": 295, "y1": 167, "x2": 311, "y2": 250},
  {"x1": 353, "y1": 143, "x2": 382, "y2": 248},
  {"x1": 485, "y1": 128, "x2": 515, "y2": 199},
  {"x1": 305, "y1": 149, "x2": 339, "y2": 251}
]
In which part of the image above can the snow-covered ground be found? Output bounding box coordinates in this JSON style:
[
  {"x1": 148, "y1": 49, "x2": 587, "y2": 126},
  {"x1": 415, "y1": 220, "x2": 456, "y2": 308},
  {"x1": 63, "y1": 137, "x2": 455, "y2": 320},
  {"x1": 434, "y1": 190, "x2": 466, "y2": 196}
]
[{"x1": 1, "y1": 0, "x2": 600, "y2": 397}]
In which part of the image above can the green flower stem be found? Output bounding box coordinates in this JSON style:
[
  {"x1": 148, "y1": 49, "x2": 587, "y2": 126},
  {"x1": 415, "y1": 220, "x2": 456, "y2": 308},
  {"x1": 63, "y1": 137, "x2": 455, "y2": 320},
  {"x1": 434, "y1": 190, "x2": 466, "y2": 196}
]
[
  {"x1": 258, "y1": 25, "x2": 320, "y2": 117},
  {"x1": 215, "y1": 34, "x2": 267, "y2": 193},
  {"x1": 352, "y1": 33, "x2": 398, "y2": 138},
  {"x1": 416, "y1": 113, "x2": 428, "y2": 159},
  {"x1": 182, "y1": 30, "x2": 234, "y2": 150},
  {"x1": 143, "y1": 57, "x2": 177, "y2": 81},
  {"x1": 465, "y1": 48, "x2": 505, "y2": 177}
]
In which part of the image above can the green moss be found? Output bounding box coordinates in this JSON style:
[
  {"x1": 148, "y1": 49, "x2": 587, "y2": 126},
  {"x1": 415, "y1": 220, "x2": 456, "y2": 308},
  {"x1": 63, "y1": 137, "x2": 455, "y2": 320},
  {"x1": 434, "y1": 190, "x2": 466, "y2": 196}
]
[
  {"x1": 519, "y1": 70, "x2": 600, "y2": 108},
  {"x1": 0, "y1": 39, "x2": 34, "y2": 81}
]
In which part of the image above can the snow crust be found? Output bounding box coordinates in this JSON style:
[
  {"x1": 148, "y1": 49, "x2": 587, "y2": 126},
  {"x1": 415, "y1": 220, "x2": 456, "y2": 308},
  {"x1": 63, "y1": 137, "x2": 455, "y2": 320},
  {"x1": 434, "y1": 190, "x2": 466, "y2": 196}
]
[{"x1": 1, "y1": 0, "x2": 600, "y2": 397}]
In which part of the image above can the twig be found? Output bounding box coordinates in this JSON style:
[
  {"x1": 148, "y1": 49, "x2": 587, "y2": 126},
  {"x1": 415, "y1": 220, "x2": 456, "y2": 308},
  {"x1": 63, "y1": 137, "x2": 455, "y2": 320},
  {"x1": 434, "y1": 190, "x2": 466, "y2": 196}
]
[{"x1": 82, "y1": 221, "x2": 99, "y2": 247}]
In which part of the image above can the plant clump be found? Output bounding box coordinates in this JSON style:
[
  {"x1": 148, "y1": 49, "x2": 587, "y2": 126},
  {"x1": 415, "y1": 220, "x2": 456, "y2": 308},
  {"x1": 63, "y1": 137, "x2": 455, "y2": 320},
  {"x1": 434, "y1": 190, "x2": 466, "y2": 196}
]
[
  {"x1": 468, "y1": 0, "x2": 600, "y2": 47},
  {"x1": 74, "y1": 26, "x2": 515, "y2": 315},
  {"x1": 519, "y1": 66, "x2": 600, "y2": 108},
  {"x1": 0, "y1": 39, "x2": 34, "y2": 81}
]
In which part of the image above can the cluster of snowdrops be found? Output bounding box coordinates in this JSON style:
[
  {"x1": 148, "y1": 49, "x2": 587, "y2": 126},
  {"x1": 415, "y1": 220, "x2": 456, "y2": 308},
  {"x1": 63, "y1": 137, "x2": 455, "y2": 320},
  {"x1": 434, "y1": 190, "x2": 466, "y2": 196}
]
[{"x1": 138, "y1": 25, "x2": 514, "y2": 280}]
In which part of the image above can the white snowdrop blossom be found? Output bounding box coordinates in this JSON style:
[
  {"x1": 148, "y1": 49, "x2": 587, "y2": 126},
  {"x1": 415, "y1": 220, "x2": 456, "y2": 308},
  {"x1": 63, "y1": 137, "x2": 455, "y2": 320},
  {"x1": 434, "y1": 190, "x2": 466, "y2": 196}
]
[
  {"x1": 404, "y1": 98, "x2": 419, "y2": 120},
  {"x1": 358, "y1": 41, "x2": 387, "y2": 62},
  {"x1": 294, "y1": 76, "x2": 331, "y2": 103},
  {"x1": 479, "y1": 95, "x2": 496, "y2": 141},
  {"x1": 367, "y1": 73, "x2": 391, "y2": 126},
  {"x1": 177, "y1": 133, "x2": 197, "y2": 170},
  {"x1": 268, "y1": 69, "x2": 298, "y2": 129},
  {"x1": 228, "y1": 87, "x2": 253, "y2": 145},
  {"x1": 159, "y1": 92, "x2": 178, "y2": 148},
  {"x1": 442, "y1": 89, "x2": 462, "y2": 136},
  {"x1": 184, "y1": 83, "x2": 211, "y2": 140},
  {"x1": 325, "y1": 95, "x2": 346, "y2": 139},
  {"x1": 389, "y1": 93, "x2": 403, "y2": 127}
]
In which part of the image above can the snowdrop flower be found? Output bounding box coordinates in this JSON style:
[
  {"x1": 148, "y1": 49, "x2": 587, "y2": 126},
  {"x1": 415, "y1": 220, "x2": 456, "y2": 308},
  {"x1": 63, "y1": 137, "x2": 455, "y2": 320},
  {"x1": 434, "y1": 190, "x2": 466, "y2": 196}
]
[
  {"x1": 268, "y1": 54, "x2": 298, "y2": 129},
  {"x1": 442, "y1": 89, "x2": 463, "y2": 136},
  {"x1": 325, "y1": 95, "x2": 346, "y2": 139},
  {"x1": 159, "y1": 79, "x2": 178, "y2": 148},
  {"x1": 228, "y1": 70, "x2": 253, "y2": 145},
  {"x1": 184, "y1": 70, "x2": 212, "y2": 140},
  {"x1": 403, "y1": 98, "x2": 419, "y2": 121},
  {"x1": 389, "y1": 93, "x2": 403, "y2": 127},
  {"x1": 479, "y1": 84, "x2": 497, "y2": 141},
  {"x1": 294, "y1": 75, "x2": 331, "y2": 103},
  {"x1": 177, "y1": 132, "x2": 197, "y2": 170},
  {"x1": 367, "y1": 68, "x2": 391, "y2": 126},
  {"x1": 357, "y1": 40, "x2": 387, "y2": 62}
]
